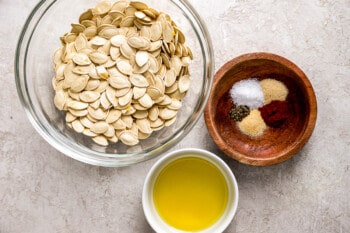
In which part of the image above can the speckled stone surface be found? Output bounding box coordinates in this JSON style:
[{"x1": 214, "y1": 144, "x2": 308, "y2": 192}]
[{"x1": 1, "y1": 0, "x2": 349, "y2": 232}]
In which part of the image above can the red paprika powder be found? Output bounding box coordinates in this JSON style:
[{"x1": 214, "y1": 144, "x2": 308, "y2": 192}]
[{"x1": 259, "y1": 100, "x2": 290, "y2": 128}]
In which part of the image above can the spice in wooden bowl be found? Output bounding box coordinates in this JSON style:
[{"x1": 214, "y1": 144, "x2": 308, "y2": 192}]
[{"x1": 204, "y1": 52, "x2": 317, "y2": 166}]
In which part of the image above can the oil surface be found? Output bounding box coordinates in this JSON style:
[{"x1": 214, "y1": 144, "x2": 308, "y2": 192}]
[{"x1": 153, "y1": 157, "x2": 229, "y2": 231}]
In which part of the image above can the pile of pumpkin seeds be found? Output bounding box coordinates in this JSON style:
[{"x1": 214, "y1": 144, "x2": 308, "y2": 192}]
[{"x1": 52, "y1": 0, "x2": 193, "y2": 146}]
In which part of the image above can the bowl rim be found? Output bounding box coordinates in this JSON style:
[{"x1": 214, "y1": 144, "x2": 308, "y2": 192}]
[
  {"x1": 204, "y1": 52, "x2": 317, "y2": 166},
  {"x1": 14, "y1": 0, "x2": 215, "y2": 167},
  {"x1": 142, "y1": 148, "x2": 239, "y2": 233}
]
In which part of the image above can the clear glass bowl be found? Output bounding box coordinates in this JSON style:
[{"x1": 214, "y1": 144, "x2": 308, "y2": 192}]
[{"x1": 15, "y1": 0, "x2": 214, "y2": 167}]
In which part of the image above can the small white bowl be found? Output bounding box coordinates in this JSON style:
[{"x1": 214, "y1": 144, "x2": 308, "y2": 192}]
[{"x1": 142, "y1": 148, "x2": 239, "y2": 233}]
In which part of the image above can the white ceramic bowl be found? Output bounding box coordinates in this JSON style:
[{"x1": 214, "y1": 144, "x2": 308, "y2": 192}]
[{"x1": 142, "y1": 148, "x2": 239, "y2": 233}]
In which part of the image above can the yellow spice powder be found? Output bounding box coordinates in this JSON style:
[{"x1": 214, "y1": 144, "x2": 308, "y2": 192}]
[
  {"x1": 238, "y1": 109, "x2": 266, "y2": 137},
  {"x1": 260, "y1": 78, "x2": 288, "y2": 104}
]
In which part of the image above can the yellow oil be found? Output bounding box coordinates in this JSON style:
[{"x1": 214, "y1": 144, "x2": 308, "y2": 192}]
[{"x1": 153, "y1": 156, "x2": 229, "y2": 231}]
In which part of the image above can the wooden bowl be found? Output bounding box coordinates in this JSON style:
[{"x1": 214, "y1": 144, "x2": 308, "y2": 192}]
[{"x1": 204, "y1": 53, "x2": 317, "y2": 166}]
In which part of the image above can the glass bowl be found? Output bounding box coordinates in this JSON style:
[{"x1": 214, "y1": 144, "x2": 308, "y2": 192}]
[{"x1": 15, "y1": 0, "x2": 213, "y2": 167}]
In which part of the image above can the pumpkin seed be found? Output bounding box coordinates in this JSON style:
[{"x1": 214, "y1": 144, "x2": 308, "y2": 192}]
[
  {"x1": 115, "y1": 87, "x2": 131, "y2": 97},
  {"x1": 170, "y1": 56, "x2": 182, "y2": 75},
  {"x1": 165, "y1": 81, "x2": 178, "y2": 94},
  {"x1": 96, "y1": 65, "x2": 109, "y2": 79},
  {"x1": 130, "y1": 74, "x2": 148, "y2": 87},
  {"x1": 90, "y1": 121, "x2": 109, "y2": 134},
  {"x1": 110, "y1": 34, "x2": 126, "y2": 47},
  {"x1": 72, "y1": 119, "x2": 85, "y2": 133},
  {"x1": 92, "y1": 135, "x2": 109, "y2": 146},
  {"x1": 68, "y1": 108, "x2": 88, "y2": 117},
  {"x1": 74, "y1": 33, "x2": 88, "y2": 51},
  {"x1": 164, "y1": 68, "x2": 176, "y2": 87},
  {"x1": 79, "y1": 9, "x2": 93, "y2": 23},
  {"x1": 67, "y1": 100, "x2": 89, "y2": 110},
  {"x1": 99, "y1": 27, "x2": 119, "y2": 39},
  {"x1": 110, "y1": 46, "x2": 120, "y2": 60},
  {"x1": 68, "y1": 89, "x2": 80, "y2": 101},
  {"x1": 89, "y1": 51, "x2": 109, "y2": 64},
  {"x1": 54, "y1": 91, "x2": 66, "y2": 110},
  {"x1": 133, "y1": 60, "x2": 150, "y2": 74},
  {"x1": 108, "y1": 135, "x2": 119, "y2": 143},
  {"x1": 119, "y1": 130, "x2": 139, "y2": 146},
  {"x1": 148, "y1": 106, "x2": 159, "y2": 121},
  {"x1": 116, "y1": 59, "x2": 133, "y2": 75},
  {"x1": 150, "y1": 118, "x2": 164, "y2": 128},
  {"x1": 100, "y1": 92, "x2": 112, "y2": 109},
  {"x1": 111, "y1": 0, "x2": 128, "y2": 12},
  {"x1": 88, "y1": 107, "x2": 107, "y2": 120},
  {"x1": 109, "y1": 76, "x2": 131, "y2": 89},
  {"x1": 80, "y1": 117, "x2": 94, "y2": 128},
  {"x1": 133, "y1": 110, "x2": 148, "y2": 119},
  {"x1": 119, "y1": 89, "x2": 133, "y2": 106},
  {"x1": 120, "y1": 16, "x2": 135, "y2": 27},
  {"x1": 85, "y1": 79, "x2": 100, "y2": 91},
  {"x1": 92, "y1": 0, "x2": 112, "y2": 15},
  {"x1": 84, "y1": 26, "x2": 98, "y2": 39},
  {"x1": 106, "y1": 109, "x2": 122, "y2": 123},
  {"x1": 104, "y1": 125, "x2": 115, "y2": 137},
  {"x1": 83, "y1": 129, "x2": 98, "y2": 137},
  {"x1": 64, "y1": 33, "x2": 77, "y2": 44},
  {"x1": 147, "y1": 86, "x2": 163, "y2": 100},
  {"x1": 159, "y1": 107, "x2": 177, "y2": 120},
  {"x1": 130, "y1": 1, "x2": 148, "y2": 10},
  {"x1": 112, "y1": 118, "x2": 127, "y2": 130},
  {"x1": 90, "y1": 99, "x2": 101, "y2": 109},
  {"x1": 140, "y1": 26, "x2": 151, "y2": 39},
  {"x1": 127, "y1": 36, "x2": 151, "y2": 50},
  {"x1": 156, "y1": 94, "x2": 171, "y2": 105},
  {"x1": 72, "y1": 53, "x2": 91, "y2": 65},
  {"x1": 164, "y1": 116, "x2": 177, "y2": 127},
  {"x1": 105, "y1": 86, "x2": 119, "y2": 107},
  {"x1": 65, "y1": 112, "x2": 77, "y2": 123},
  {"x1": 135, "y1": 51, "x2": 149, "y2": 67},
  {"x1": 138, "y1": 93, "x2": 153, "y2": 108},
  {"x1": 160, "y1": 52, "x2": 170, "y2": 69},
  {"x1": 71, "y1": 23, "x2": 85, "y2": 35},
  {"x1": 148, "y1": 40, "x2": 162, "y2": 52},
  {"x1": 122, "y1": 105, "x2": 136, "y2": 115},
  {"x1": 72, "y1": 64, "x2": 92, "y2": 75},
  {"x1": 80, "y1": 91, "x2": 100, "y2": 103},
  {"x1": 133, "y1": 86, "x2": 147, "y2": 99},
  {"x1": 168, "y1": 99, "x2": 182, "y2": 110},
  {"x1": 136, "y1": 118, "x2": 152, "y2": 134},
  {"x1": 121, "y1": 115, "x2": 133, "y2": 128},
  {"x1": 178, "y1": 74, "x2": 191, "y2": 93},
  {"x1": 70, "y1": 74, "x2": 89, "y2": 92},
  {"x1": 150, "y1": 21, "x2": 162, "y2": 41}
]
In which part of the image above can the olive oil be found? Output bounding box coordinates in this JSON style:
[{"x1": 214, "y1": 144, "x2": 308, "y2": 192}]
[{"x1": 153, "y1": 157, "x2": 229, "y2": 231}]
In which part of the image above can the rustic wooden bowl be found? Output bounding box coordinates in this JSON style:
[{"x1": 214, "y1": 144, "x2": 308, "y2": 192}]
[{"x1": 204, "y1": 53, "x2": 317, "y2": 166}]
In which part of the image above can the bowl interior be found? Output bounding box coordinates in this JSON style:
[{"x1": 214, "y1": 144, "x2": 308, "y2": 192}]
[
  {"x1": 205, "y1": 53, "x2": 317, "y2": 166},
  {"x1": 16, "y1": 0, "x2": 213, "y2": 166}
]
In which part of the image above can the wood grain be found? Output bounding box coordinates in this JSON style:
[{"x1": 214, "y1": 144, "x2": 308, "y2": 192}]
[{"x1": 204, "y1": 52, "x2": 317, "y2": 166}]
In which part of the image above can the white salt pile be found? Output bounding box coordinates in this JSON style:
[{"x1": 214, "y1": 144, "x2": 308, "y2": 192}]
[{"x1": 229, "y1": 78, "x2": 264, "y2": 109}]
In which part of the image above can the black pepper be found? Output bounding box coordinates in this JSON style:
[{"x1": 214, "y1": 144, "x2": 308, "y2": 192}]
[{"x1": 229, "y1": 105, "x2": 250, "y2": 121}]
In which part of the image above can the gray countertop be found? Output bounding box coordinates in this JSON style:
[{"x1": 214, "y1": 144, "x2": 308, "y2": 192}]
[{"x1": 1, "y1": 0, "x2": 349, "y2": 232}]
